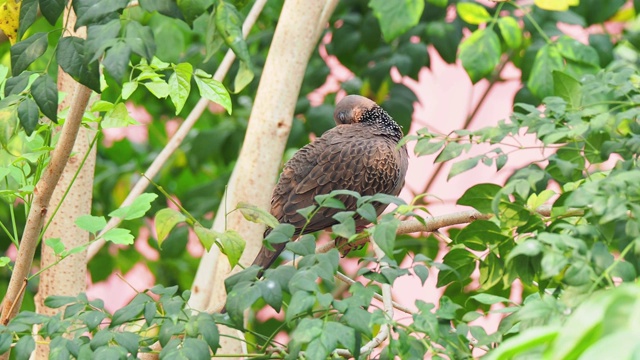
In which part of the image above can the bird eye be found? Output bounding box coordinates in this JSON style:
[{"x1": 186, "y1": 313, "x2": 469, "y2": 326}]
[{"x1": 338, "y1": 112, "x2": 348, "y2": 124}]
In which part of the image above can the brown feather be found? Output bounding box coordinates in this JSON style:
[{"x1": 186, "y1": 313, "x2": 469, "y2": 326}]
[{"x1": 250, "y1": 95, "x2": 409, "y2": 270}]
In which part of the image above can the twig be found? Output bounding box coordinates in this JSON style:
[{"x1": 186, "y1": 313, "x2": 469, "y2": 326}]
[
  {"x1": 87, "y1": 0, "x2": 269, "y2": 260},
  {"x1": 335, "y1": 271, "x2": 413, "y2": 315},
  {"x1": 419, "y1": 58, "x2": 509, "y2": 196},
  {"x1": 0, "y1": 84, "x2": 92, "y2": 325}
]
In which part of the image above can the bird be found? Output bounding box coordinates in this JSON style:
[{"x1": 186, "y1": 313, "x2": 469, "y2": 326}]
[{"x1": 250, "y1": 94, "x2": 409, "y2": 271}]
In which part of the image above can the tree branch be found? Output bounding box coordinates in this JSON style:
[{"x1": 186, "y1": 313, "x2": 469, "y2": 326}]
[{"x1": 0, "y1": 84, "x2": 92, "y2": 325}]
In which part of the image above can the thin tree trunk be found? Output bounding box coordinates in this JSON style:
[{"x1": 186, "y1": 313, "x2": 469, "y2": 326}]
[{"x1": 33, "y1": 5, "x2": 97, "y2": 359}]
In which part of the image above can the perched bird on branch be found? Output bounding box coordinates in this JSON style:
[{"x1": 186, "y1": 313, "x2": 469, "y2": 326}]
[{"x1": 251, "y1": 94, "x2": 409, "y2": 271}]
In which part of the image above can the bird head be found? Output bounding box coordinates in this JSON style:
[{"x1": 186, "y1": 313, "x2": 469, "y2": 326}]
[{"x1": 333, "y1": 95, "x2": 378, "y2": 125}]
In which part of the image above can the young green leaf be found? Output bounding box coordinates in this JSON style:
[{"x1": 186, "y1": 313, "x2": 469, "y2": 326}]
[
  {"x1": 456, "y1": 2, "x2": 492, "y2": 25},
  {"x1": 194, "y1": 71, "x2": 232, "y2": 114},
  {"x1": 459, "y1": 29, "x2": 501, "y2": 83},
  {"x1": 44, "y1": 238, "x2": 65, "y2": 255},
  {"x1": 168, "y1": 63, "x2": 192, "y2": 114},
  {"x1": 237, "y1": 202, "x2": 279, "y2": 229},
  {"x1": 75, "y1": 215, "x2": 107, "y2": 234},
  {"x1": 448, "y1": 156, "x2": 481, "y2": 180},
  {"x1": 193, "y1": 224, "x2": 221, "y2": 251},
  {"x1": 497, "y1": 17, "x2": 522, "y2": 49},
  {"x1": 154, "y1": 208, "x2": 186, "y2": 247},
  {"x1": 109, "y1": 193, "x2": 158, "y2": 220},
  {"x1": 102, "y1": 228, "x2": 134, "y2": 245},
  {"x1": 552, "y1": 70, "x2": 582, "y2": 108},
  {"x1": 220, "y1": 230, "x2": 246, "y2": 268}
]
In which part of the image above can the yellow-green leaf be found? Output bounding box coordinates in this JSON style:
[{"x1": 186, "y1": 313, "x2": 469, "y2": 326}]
[
  {"x1": 456, "y1": 2, "x2": 492, "y2": 25},
  {"x1": 154, "y1": 208, "x2": 186, "y2": 248}
]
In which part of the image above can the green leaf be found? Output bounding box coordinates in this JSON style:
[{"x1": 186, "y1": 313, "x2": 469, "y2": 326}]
[
  {"x1": 456, "y1": 2, "x2": 492, "y2": 25},
  {"x1": 182, "y1": 338, "x2": 210, "y2": 360},
  {"x1": 103, "y1": 41, "x2": 131, "y2": 83},
  {"x1": 30, "y1": 74, "x2": 58, "y2": 122},
  {"x1": 18, "y1": 0, "x2": 38, "y2": 40},
  {"x1": 259, "y1": 279, "x2": 283, "y2": 311},
  {"x1": 220, "y1": 230, "x2": 246, "y2": 268},
  {"x1": 103, "y1": 228, "x2": 134, "y2": 245},
  {"x1": 125, "y1": 21, "x2": 156, "y2": 61},
  {"x1": 169, "y1": 63, "x2": 192, "y2": 114},
  {"x1": 233, "y1": 61, "x2": 254, "y2": 93},
  {"x1": 484, "y1": 327, "x2": 559, "y2": 359},
  {"x1": 372, "y1": 218, "x2": 400, "y2": 257},
  {"x1": 459, "y1": 29, "x2": 501, "y2": 83},
  {"x1": 265, "y1": 223, "x2": 295, "y2": 244},
  {"x1": 448, "y1": 156, "x2": 481, "y2": 180},
  {"x1": 528, "y1": 44, "x2": 564, "y2": 100},
  {"x1": 193, "y1": 224, "x2": 221, "y2": 251},
  {"x1": 214, "y1": 1, "x2": 254, "y2": 92},
  {"x1": 497, "y1": 16, "x2": 522, "y2": 49},
  {"x1": 507, "y1": 240, "x2": 543, "y2": 260},
  {"x1": 143, "y1": 80, "x2": 170, "y2": 99},
  {"x1": 552, "y1": 70, "x2": 582, "y2": 109},
  {"x1": 194, "y1": 70, "x2": 232, "y2": 114},
  {"x1": 370, "y1": 0, "x2": 425, "y2": 42},
  {"x1": 435, "y1": 142, "x2": 468, "y2": 163},
  {"x1": 415, "y1": 139, "x2": 444, "y2": 156},
  {"x1": 0, "y1": 256, "x2": 10, "y2": 267},
  {"x1": 414, "y1": 264, "x2": 429, "y2": 285},
  {"x1": 44, "y1": 238, "x2": 65, "y2": 255},
  {"x1": 44, "y1": 295, "x2": 77, "y2": 308},
  {"x1": 73, "y1": 0, "x2": 127, "y2": 28},
  {"x1": 286, "y1": 234, "x2": 316, "y2": 256},
  {"x1": 470, "y1": 293, "x2": 512, "y2": 305},
  {"x1": 436, "y1": 249, "x2": 476, "y2": 287},
  {"x1": 197, "y1": 313, "x2": 220, "y2": 353},
  {"x1": 140, "y1": 0, "x2": 183, "y2": 18},
  {"x1": 38, "y1": 0, "x2": 65, "y2": 25},
  {"x1": 226, "y1": 282, "x2": 261, "y2": 325},
  {"x1": 75, "y1": 215, "x2": 107, "y2": 234},
  {"x1": 11, "y1": 32, "x2": 48, "y2": 76},
  {"x1": 114, "y1": 332, "x2": 139, "y2": 357},
  {"x1": 155, "y1": 208, "x2": 186, "y2": 247},
  {"x1": 237, "y1": 202, "x2": 279, "y2": 229},
  {"x1": 457, "y1": 183, "x2": 501, "y2": 213},
  {"x1": 109, "y1": 193, "x2": 158, "y2": 220},
  {"x1": 111, "y1": 302, "x2": 144, "y2": 327},
  {"x1": 426, "y1": 21, "x2": 462, "y2": 64},
  {"x1": 286, "y1": 291, "x2": 316, "y2": 323},
  {"x1": 102, "y1": 102, "x2": 138, "y2": 129},
  {"x1": 86, "y1": 19, "x2": 122, "y2": 62},
  {"x1": 17, "y1": 97, "x2": 39, "y2": 136},
  {"x1": 14, "y1": 335, "x2": 35, "y2": 360},
  {"x1": 56, "y1": 36, "x2": 101, "y2": 93},
  {"x1": 0, "y1": 103, "x2": 18, "y2": 147},
  {"x1": 122, "y1": 82, "x2": 138, "y2": 100},
  {"x1": 177, "y1": 0, "x2": 214, "y2": 24},
  {"x1": 456, "y1": 220, "x2": 508, "y2": 251}
]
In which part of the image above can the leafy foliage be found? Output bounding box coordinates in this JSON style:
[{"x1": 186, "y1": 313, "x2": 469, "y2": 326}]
[{"x1": 1, "y1": 0, "x2": 640, "y2": 358}]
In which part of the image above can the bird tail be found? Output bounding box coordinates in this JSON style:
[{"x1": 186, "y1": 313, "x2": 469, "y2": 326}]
[{"x1": 251, "y1": 228, "x2": 286, "y2": 271}]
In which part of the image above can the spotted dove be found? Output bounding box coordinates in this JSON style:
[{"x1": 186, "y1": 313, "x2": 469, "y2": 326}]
[{"x1": 251, "y1": 95, "x2": 409, "y2": 271}]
